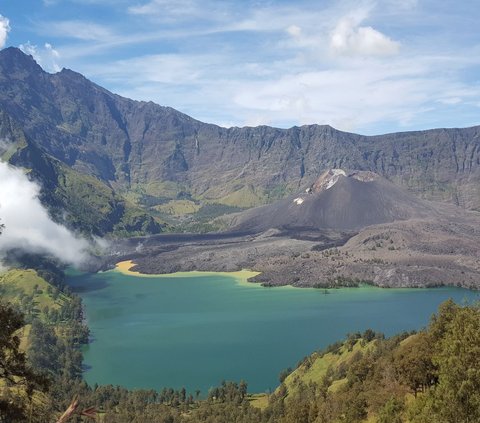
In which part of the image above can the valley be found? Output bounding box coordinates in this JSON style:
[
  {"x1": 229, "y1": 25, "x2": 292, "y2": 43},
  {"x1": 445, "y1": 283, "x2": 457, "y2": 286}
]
[
  {"x1": 1, "y1": 44, "x2": 480, "y2": 423},
  {"x1": 101, "y1": 169, "x2": 480, "y2": 290},
  {"x1": 1, "y1": 47, "x2": 479, "y2": 291}
]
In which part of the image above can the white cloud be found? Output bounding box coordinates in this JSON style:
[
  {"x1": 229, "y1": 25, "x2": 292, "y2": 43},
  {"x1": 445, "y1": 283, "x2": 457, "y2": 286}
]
[
  {"x1": 0, "y1": 162, "x2": 90, "y2": 266},
  {"x1": 31, "y1": 0, "x2": 480, "y2": 134},
  {"x1": 18, "y1": 42, "x2": 38, "y2": 58},
  {"x1": 439, "y1": 97, "x2": 462, "y2": 105},
  {"x1": 231, "y1": 54, "x2": 480, "y2": 131},
  {"x1": 128, "y1": 0, "x2": 218, "y2": 22},
  {"x1": 43, "y1": 20, "x2": 113, "y2": 41},
  {"x1": 0, "y1": 15, "x2": 10, "y2": 48},
  {"x1": 330, "y1": 15, "x2": 400, "y2": 56},
  {"x1": 19, "y1": 42, "x2": 61, "y2": 72},
  {"x1": 286, "y1": 25, "x2": 302, "y2": 38}
]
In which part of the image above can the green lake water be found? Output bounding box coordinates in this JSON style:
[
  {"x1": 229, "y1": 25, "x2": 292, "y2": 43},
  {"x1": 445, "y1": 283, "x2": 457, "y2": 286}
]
[{"x1": 66, "y1": 270, "x2": 479, "y2": 394}]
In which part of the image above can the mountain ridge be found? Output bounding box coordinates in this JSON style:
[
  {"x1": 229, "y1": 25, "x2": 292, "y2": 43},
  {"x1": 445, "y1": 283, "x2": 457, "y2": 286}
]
[
  {"x1": 1, "y1": 47, "x2": 479, "y2": 215},
  {"x1": 1, "y1": 31, "x2": 480, "y2": 423}
]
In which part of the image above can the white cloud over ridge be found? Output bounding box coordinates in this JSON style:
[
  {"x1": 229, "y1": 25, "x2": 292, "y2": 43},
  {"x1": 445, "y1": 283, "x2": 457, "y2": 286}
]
[
  {"x1": 0, "y1": 15, "x2": 10, "y2": 48},
  {"x1": 19, "y1": 42, "x2": 61, "y2": 72},
  {"x1": 0, "y1": 161, "x2": 89, "y2": 266}
]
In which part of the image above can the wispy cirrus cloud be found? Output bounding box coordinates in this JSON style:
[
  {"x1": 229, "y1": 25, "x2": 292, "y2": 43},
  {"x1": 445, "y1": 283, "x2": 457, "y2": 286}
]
[
  {"x1": 44, "y1": 0, "x2": 130, "y2": 5},
  {"x1": 128, "y1": 0, "x2": 204, "y2": 19},
  {"x1": 10, "y1": 0, "x2": 480, "y2": 134},
  {"x1": 40, "y1": 20, "x2": 114, "y2": 41}
]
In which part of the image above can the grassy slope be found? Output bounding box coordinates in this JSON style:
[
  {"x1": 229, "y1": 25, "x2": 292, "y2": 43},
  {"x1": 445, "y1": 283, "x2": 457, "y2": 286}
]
[
  {"x1": 0, "y1": 268, "x2": 65, "y2": 312},
  {"x1": 155, "y1": 200, "x2": 201, "y2": 216},
  {"x1": 51, "y1": 161, "x2": 166, "y2": 237},
  {"x1": 250, "y1": 339, "x2": 377, "y2": 411},
  {"x1": 8, "y1": 139, "x2": 164, "y2": 237},
  {"x1": 0, "y1": 269, "x2": 66, "y2": 349},
  {"x1": 0, "y1": 268, "x2": 70, "y2": 415},
  {"x1": 283, "y1": 338, "x2": 377, "y2": 398},
  {"x1": 216, "y1": 184, "x2": 266, "y2": 208}
]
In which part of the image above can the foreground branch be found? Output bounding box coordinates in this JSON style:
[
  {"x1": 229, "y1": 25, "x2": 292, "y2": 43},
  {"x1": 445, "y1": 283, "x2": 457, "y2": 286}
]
[{"x1": 56, "y1": 398, "x2": 96, "y2": 423}]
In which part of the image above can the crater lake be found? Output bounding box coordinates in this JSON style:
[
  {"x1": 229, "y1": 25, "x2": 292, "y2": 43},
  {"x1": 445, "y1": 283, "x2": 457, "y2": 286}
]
[{"x1": 66, "y1": 268, "x2": 479, "y2": 394}]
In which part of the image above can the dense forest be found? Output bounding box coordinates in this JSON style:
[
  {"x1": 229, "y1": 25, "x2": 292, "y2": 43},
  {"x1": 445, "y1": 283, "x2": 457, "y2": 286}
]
[{"x1": 0, "y1": 249, "x2": 479, "y2": 423}]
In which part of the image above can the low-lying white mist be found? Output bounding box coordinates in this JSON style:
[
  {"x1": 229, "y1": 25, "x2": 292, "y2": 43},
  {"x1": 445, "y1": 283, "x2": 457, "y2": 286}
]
[{"x1": 0, "y1": 161, "x2": 90, "y2": 266}]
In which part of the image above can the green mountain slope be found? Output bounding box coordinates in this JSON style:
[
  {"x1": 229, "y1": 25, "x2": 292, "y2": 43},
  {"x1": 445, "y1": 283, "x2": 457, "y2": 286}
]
[
  {"x1": 0, "y1": 109, "x2": 163, "y2": 237},
  {"x1": 263, "y1": 300, "x2": 480, "y2": 423}
]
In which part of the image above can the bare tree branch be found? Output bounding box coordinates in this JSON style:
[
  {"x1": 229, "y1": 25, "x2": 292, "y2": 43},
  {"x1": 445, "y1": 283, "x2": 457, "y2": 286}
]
[{"x1": 56, "y1": 398, "x2": 96, "y2": 423}]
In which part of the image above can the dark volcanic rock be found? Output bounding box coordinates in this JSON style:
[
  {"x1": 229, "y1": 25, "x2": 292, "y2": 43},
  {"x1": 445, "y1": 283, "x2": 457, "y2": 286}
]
[{"x1": 230, "y1": 170, "x2": 437, "y2": 232}]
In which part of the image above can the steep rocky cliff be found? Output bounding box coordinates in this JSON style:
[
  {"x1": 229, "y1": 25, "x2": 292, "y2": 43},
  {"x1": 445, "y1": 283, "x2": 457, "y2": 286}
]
[
  {"x1": 1, "y1": 46, "x2": 479, "y2": 214},
  {"x1": 0, "y1": 109, "x2": 162, "y2": 237}
]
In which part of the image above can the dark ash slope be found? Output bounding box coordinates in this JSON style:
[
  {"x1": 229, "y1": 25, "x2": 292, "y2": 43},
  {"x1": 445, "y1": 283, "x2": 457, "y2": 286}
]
[{"x1": 231, "y1": 171, "x2": 437, "y2": 232}]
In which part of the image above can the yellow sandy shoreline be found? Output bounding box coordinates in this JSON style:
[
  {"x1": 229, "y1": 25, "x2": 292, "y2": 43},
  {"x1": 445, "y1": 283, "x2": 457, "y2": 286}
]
[{"x1": 114, "y1": 260, "x2": 262, "y2": 287}]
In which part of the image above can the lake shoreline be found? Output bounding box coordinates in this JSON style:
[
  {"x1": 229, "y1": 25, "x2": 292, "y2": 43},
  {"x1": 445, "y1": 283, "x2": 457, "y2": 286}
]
[
  {"x1": 99, "y1": 225, "x2": 480, "y2": 291},
  {"x1": 113, "y1": 260, "x2": 463, "y2": 293},
  {"x1": 115, "y1": 259, "x2": 264, "y2": 288}
]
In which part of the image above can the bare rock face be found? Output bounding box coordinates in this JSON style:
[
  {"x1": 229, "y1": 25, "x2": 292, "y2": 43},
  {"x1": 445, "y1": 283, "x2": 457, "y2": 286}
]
[
  {"x1": 311, "y1": 169, "x2": 347, "y2": 193},
  {"x1": 1, "y1": 47, "x2": 480, "y2": 211},
  {"x1": 310, "y1": 169, "x2": 379, "y2": 193},
  {"x1": 349, "y1": 170, "x2": 379, "y2": 183}
]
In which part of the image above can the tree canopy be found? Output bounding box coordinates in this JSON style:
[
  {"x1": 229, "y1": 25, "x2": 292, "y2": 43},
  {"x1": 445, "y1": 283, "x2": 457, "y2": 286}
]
[{"x1": 0, "y1": 302, "x2": 49, "y2": 422}]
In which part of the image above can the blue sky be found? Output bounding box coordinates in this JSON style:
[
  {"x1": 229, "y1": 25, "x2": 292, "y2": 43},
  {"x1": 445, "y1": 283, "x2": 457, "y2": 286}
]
[{"x1": 0, "y1": 0, "x2": 479, "y2": 134}]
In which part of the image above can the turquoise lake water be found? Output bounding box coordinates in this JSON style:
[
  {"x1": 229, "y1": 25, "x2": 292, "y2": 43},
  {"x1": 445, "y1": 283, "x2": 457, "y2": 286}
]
[{"x1": 66, "y1": 270, "x2": 479, "y2": 394}]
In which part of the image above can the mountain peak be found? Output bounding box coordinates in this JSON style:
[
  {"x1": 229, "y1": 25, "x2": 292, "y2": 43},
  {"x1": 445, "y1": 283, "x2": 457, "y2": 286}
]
[
  {"x1": 232, "y1": 168, "x2": 434, "y2": 232},
  {"x1": 0, "y1": 46, "x2": 44, "y2": 76},
  {"x1": 0, "y1": 46, "x2": 40, "y2": 65},
  {"x1": 309, "y1": 169, "x2": 380, "y2": 194},
  {"x1": 55, "y1": 67, "x2": 95, "y2": 88},
  {"x1": 311, "y1": 169, "x2": 347, "y2": 193},
  {"x1": 58, "y1": 67, "x2": 86, "y2": 78},
  {"x1": 0, "y1": 46, "x2": 28, "y2": 57}
]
